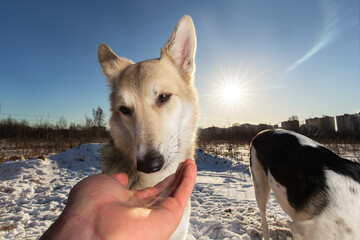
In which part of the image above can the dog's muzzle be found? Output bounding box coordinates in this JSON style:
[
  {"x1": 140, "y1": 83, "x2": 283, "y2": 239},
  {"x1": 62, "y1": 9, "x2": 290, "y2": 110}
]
[{"x1": 137, "y1": 151, "x2": 164, "y2": 173}]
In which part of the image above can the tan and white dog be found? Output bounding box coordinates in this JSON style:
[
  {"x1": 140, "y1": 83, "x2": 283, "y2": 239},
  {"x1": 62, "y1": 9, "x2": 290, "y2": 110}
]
[{"x1": 98, "y1": 15, "x2": 198, "y2": 239}]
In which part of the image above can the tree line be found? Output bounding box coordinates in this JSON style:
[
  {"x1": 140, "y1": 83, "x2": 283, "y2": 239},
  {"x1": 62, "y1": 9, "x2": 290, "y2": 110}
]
[
  {"x1": 0, "y1": 107, "x2": 109, "y2": 141},
  {"x1": 197, "y1": 122, "x2": 360, "y2": 148}
]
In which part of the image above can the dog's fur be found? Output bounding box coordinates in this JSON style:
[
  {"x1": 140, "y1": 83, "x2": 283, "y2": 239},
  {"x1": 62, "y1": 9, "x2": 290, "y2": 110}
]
[
  {"x1": 98, "y1": 15, "x2": 198, "y2": 239},
  {"x1": 250, "y1": 129, "x2": 360, "y2": 239}
]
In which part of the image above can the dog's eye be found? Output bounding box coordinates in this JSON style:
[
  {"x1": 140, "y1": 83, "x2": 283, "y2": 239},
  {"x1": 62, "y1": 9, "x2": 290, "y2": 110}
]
[
  {"x1": 119, "y1": 106, "x2": 131, "y2": 115},
  {"x1": 158, "y1": 94, "x2": 171, "y2": 103}
]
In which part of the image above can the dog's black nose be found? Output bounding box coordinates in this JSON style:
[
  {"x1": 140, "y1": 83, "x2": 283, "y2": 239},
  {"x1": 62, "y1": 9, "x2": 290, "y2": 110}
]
[{"x1": 137, "y1": 151, "x2": 164, "y2": 173}]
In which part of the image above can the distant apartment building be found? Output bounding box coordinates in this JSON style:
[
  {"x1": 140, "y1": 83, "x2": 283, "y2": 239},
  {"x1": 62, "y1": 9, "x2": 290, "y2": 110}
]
[
  {"x1": 305, "y1": 116, "x2": 335, "y2": 132},
  {"x1": 306, "y1": 118, "x2": 319, "y2": 132},
  {"x1": 281, "y1": 120, "x2": 299, "y2": 132},
  {"x1": 336, "y1": 113, "x2": 360, "y2": 133}
]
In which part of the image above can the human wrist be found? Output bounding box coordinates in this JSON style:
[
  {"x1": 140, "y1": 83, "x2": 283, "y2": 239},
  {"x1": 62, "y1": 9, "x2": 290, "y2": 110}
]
[{"x1": 40, "y1": 208, "x2": 99, "y2": 240}]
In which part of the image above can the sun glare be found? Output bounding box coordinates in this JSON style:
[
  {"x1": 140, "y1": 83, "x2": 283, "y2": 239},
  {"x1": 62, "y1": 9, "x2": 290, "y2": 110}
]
[
  {"x1": 220, "y1": 82, "x2": 243, "y2": 104},
  {"x1": 211, "y1": 70, "x2": 250, "y2": 112},
  {"x1": 201, "y1": 61, "x2": 282, "y2": 127},
  {"x1": 203, "y1": 62, "x2": 277, "y2": 126}
]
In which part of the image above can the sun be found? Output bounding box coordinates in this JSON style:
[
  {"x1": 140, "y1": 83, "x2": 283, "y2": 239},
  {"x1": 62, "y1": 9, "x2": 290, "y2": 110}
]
[
  {"x1": 219, "y1": 82, "x2": 244, "y2": 104},
  {"x1": 203, "y1": 62, "x2": 267, "y2": 125},
  {"x1": 213, "y1": 74, "x2": 248, "y2": 111},
  {"x1": 201, "y1": 62, "x2": 280, "y2": 126}
]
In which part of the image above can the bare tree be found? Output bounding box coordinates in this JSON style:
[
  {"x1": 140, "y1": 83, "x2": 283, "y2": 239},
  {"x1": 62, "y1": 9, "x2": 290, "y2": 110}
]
[
  {"x1": 93, "y1": 106, "x2": 105, "y2": 129},
  {"x1": 57, "y1": 116, "x2": 67, "y2": 129},
  {"x1": 288, "y1": 115, "x2": 299, "y2": 121},
  {"x1": 85, "y1": 113, "x2": 93, "y2": 128}
]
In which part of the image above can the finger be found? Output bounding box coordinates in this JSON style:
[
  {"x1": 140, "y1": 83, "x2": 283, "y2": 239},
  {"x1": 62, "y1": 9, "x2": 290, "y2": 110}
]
[
  {"x1": 132, "y1": 161, "x2": 188, "y2": 206},
  {"x1": 133, "y1": 187, "x2": 158, "y2": 199},
  {"x1": 172, "y1": 159, "x2": 197, "y2": 207},
  {"x1": 155, "y1": 161, "x2": 185, "y2": 198},
  {"x1": 174, "y1": 161, "x2": 185, "y2": 179},
  {"x1": 134, "y1": 161, "x2": 185, "y2": 200},
  {"x1": 160, "y1": 159, "x2": 196, "y2": 214},
  {"x1": 133, "y1": 172, "x2": 175, "y2": 200},
  {"x1": 130, "y1": 188, "x2": 159, "y2": 206},
  {"x1": 154, "y1": 172, "x2": 176, "y2": 191},
  {"x1": 111, "y1": 173, "x2": 129, "y2": 186},
  {"x1": 167, "y1": 160, "x2": 187, "y2": 197}
]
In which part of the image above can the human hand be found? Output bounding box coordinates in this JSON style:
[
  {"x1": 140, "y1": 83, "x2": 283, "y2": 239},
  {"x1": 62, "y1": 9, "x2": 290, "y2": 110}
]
[{"x1": 40, "y1": 159, "x2": 197, "y2": 240}]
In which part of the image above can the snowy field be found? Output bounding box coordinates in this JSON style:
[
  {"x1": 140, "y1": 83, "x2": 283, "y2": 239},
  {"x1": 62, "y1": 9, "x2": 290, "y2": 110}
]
[{"x1": 0, "y1": 144, "x2": 297, "y2": 239}]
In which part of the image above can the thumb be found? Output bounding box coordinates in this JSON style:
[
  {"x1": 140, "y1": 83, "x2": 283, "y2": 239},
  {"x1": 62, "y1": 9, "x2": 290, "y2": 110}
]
[{"x1": 112, "y1": 173, "x2": 129, "y2": 186}]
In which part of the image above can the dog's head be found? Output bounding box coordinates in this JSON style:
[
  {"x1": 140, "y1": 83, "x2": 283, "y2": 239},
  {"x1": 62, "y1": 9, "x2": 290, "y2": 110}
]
[{"x1": 99, "y1": 16, "x2": 198, "y2": 174}]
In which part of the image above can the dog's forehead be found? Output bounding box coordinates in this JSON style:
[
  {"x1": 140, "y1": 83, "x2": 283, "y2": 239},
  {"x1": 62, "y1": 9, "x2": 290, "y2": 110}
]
[
  {"x1": 116, "y1": 58, "x2": 180, "y2": 94},
  {"x1": 120, "y1": 59, "x2": 159, "y2": 86}
]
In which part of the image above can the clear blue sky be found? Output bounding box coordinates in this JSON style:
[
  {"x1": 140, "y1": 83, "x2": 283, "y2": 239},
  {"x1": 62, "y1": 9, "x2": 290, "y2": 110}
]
[{"x1": 0, "y1": 0, "x2": 359, "y2": 127}]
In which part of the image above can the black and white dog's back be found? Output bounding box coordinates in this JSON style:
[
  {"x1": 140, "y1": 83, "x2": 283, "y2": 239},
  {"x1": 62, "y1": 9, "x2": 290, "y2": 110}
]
[{"x1": 250, "y1": 129, "x2": 360, "y2": 240}]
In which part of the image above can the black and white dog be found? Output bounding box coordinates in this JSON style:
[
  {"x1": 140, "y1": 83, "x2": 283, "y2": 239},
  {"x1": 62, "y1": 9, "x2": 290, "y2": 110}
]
[{"x1": 250, "y1": 129, "x2": 360, "y2": 240}]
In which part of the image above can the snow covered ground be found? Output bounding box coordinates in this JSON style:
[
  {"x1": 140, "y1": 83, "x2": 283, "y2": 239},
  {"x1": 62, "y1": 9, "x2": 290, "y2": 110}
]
[
  {"x1": 190, "y1": 150, "x2": 291, "y2": 240},
  {"x1": 0, "y1": 144, "x2": 102, "y2": 239},
  {"x1": 0, "y1": 144, "x2": 293, "y2": 239}
]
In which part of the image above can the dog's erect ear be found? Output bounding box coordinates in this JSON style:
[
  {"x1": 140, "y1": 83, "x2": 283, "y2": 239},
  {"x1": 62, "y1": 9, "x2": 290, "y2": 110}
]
[
  {"x1": 98, "y1": 43, "x2": 134, "y2": 82},
  {"x1": 161, "y1": 15, "x2": 196, "y2": 76}
]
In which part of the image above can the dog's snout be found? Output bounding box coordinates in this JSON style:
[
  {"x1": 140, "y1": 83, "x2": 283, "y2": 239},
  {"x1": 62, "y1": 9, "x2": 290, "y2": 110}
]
[{"x1": 137, "y1": 151, "x2": 164, "y2": 173}]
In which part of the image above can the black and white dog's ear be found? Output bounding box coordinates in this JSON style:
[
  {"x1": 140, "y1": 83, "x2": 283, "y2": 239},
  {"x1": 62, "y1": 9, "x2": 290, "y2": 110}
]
[
  {"x1": 98, "y1": 43, "x2": 134, "y2": 82},
  {"x1": 161, "y1": 15, "x2": 197, "y2": 76}
]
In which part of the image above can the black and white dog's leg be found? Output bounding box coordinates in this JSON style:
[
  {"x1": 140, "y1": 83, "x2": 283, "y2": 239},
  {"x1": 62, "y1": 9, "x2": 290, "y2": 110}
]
[{"x1": 250, "y1": 146, "x2": 270, "y2": 240}]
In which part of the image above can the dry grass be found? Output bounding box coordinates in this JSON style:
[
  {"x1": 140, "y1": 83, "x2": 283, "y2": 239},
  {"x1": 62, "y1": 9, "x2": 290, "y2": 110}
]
[
  {"x1": 199, "y1": 141, "x2": 360, "y2": 163},
  {"x1": 0, "y1": 224, "x2": 15, "y2": 232},
  {"x1": 0, "y1": 137, "x2": 108, "y2": 163},
  {"x1": 198, "y1": 142, "x2": 250, "y2": 160},
  {"x1": 325, "y1": 143, "x2": 360, "y2": 163},
  {"x1": 0, "y1": 149, "x2": 5, "y2": 163}
]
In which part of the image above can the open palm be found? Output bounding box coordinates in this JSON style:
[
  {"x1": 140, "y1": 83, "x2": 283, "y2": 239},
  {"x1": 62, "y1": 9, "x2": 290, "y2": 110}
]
[{"x1": 41, "y1": 159, "x2": 197, "y2": 240}]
